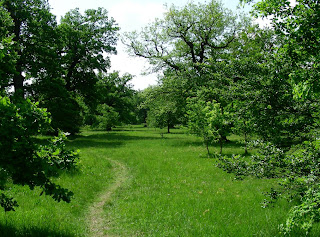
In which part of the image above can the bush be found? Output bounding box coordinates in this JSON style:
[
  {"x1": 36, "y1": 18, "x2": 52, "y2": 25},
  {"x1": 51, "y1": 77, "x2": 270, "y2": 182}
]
[
  {"x1": 0, "y1": 96, "x2": 79, "y2": 211},
  {"x1": 217, "y1": 140, "x2": 320, "y2": 234},
  {"x1": 92, "y1": 104, "x2": 120, "y2": 131}
]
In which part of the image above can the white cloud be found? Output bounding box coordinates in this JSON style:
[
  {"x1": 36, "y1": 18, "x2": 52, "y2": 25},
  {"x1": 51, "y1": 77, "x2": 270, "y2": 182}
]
[
  {"x1": 109, "y1": 1, "x2": 166, "y2": 32},
  {"x1": 108, "y1": 1, "x2": 166, "y2": 90},
  {"x1": 109, "y1": 48, "x2": 158, "y2": 90}
]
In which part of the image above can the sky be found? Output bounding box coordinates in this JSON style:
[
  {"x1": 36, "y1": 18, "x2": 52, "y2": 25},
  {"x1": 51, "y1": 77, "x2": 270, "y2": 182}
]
[{"x1": 48, "y1": 0, "x2": 252, "y2": 90}]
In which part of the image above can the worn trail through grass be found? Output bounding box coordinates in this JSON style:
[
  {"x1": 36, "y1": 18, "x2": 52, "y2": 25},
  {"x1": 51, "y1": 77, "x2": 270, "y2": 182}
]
[{"x1": 88, "y1": 159, "x2": 128, "y2": 237}]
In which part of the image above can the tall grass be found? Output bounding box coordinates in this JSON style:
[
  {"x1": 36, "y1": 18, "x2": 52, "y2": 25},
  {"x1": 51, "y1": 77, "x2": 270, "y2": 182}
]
[{"x1": 0, "y1": 126, "x2": 319, "y2": 236}]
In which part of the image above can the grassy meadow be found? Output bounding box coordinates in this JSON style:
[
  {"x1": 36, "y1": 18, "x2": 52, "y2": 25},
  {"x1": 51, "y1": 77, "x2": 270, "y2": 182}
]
[{"x1": 0, "y1": 126, "x2": 318, "y2": 236}]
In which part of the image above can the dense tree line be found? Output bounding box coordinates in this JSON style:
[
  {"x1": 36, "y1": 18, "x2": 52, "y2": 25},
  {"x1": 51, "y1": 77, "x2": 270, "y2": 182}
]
[{"x1": 125, "y1": 0, "x2": 320, "y2": 234}]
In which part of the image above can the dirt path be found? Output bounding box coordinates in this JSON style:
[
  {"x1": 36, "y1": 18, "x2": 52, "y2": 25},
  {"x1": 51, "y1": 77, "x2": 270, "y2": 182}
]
[{"x1": 88, "y1": 159, "x2": 128, "y2": 237}]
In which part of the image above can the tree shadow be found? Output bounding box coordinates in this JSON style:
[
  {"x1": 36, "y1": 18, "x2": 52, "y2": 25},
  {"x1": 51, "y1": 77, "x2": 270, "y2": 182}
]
[
  {"x1": 0, "y1": 223, "x2": 75, "y2": 237},
  {"x1": 86, "y1": 132, "x2": 163, "y2": 141},
  {"x1": 111, "y1": 127, "x2": 148, "y2": 132},
  {"x1": 64, "y1": 132, "x2": 167, "y2": 151},
  {"x1": 175, "y1": 139, "x2": 245, "y2": 149}
]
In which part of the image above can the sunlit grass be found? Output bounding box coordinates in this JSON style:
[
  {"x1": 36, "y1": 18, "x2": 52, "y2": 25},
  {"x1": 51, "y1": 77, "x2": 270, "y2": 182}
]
[
  {"x1": 98, "y1": 127, "x2": 291, "y2": 236},
  {"x1": 0, "y1": 126, "x2": 319, "y2": 236}
]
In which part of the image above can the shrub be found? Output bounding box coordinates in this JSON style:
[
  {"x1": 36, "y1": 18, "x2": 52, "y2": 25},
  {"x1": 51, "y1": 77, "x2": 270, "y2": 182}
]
[
  {"x1": 217, "y1": 140, "x2": 320, "y2": 234},
  {"x1": 0, "y1": 96, "x2": 79, "y2": 211}
]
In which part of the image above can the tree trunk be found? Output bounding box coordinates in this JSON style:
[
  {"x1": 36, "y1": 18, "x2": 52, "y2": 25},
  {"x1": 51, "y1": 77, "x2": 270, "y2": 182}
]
[
  {"x1": 244, "y1": 133, "x2": 248, "y2": 155},
  {"x1": 244, "y1": 120, "x2": 248, "y2": 155},
  {"x1": 221, "y1": 135, "x2": 230, "y2": 143},
  {"x1": 13, "y1": 65, "x2": 24, "y2": 99},
  {"x1": 5, "y1": 1, "x2": 24, "y2": 99},
  {"x1": 205, "y1": 138, "x2": 210, "y2": 157},
  {"x1": 219, "y1": 138, "x2": 223, "y2": 154},
  {"x1": 66, "y1": 56, "x2": 80, "y2": 91}
]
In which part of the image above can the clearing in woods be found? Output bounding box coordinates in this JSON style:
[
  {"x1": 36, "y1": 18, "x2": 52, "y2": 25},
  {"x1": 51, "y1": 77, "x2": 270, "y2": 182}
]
[{"x1": 1, "y1": 126, "x2": 317, "y2": 236}]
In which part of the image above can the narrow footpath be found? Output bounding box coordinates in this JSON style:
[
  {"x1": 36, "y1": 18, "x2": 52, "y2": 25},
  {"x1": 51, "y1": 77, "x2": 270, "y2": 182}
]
[{"x1": 88, "y1": 159, "x2": 128, "y2": 237}]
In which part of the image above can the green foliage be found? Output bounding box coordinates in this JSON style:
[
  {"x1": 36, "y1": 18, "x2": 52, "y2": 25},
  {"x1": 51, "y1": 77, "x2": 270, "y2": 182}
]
[
  {"x1": 234, "y1": 0, "x2": 320, "y2": 234},
  {"x1": 58, "y1": 7, "x2": 119, "y2": 98},
  {"x1": 141, "y1": 84, "x2": 182, "y2": 133},
  {"x1": 124, "y1": 0, "x2": 246, "y2": 74},
  {"x1": 217, "y1": 141, "x2": 286, "y2": 179},
  {"x1": 96, "y1": 72, "x2": 136, "y2": 124},
  {"x1": 89, "y1": 72, "x2": 137, "y2": 130},
  {"x1": 33, "y1": 78, "x2": 84, "y2": 134},
  {"x1": 0, "y1": 193, "x2": 18, "y2": 212},
  {"x1": 38, "y1": 133, "x2": 80, "y2": 173},
  {"x1": 242, "y1": 0, "x2": 320, "y2": 98},
  {"x1": 0, "y1": 96, "x2": 79, "y2": 211},
  {"x1": 217, "y1": 139, "x2": 320, "y2": 234},
  {"x1": 34, "y1": 7, "x2": 119, "y2": 134},
  {"x1": 1, "y1": 1, "x2": 120, "y2": 133},
  {"x1": 1, "y1": 0, "x2": 58, "y2": 98},
  {"x1": 0, "y1": 3, "x2": 15, "y2": 94},
  {"x1": 93, "y1": 104, "x2": 120, "y2": 131},
  {"x1": 187, "y1": 97, "x2": 230, "y2": 155},
  {"x1": 281, "y1": 186, "x2": 320, "y2": 235}
]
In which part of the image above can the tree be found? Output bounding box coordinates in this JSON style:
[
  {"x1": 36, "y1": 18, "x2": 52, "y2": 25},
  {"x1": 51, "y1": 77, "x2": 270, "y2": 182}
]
[
  {"x1": 123, "y1": 0, "x2": 249, "y2": 138},
  {"x1": 90, "y1": 72, "x2": 136, "y2": 130},
  {"x1": 93, "y1": 104, "x2": 120, "y2": 131},
  {"x1": 1, "y1": 1, "x2": 120, "y2": 134},
  {"x1": 1, "y1": 0, "x2": 58, "y2": 98},
  {"x1": 0, "y1": 0, "x2": 87, "y2": 212},
  {"x1": 187, "y1": 97, "x2": 230, "y2": 156},
  {"x1": 124, "y1": 0, "x2": 245, "y2": 73},
  {"x1": 241, "y1": 0, "x2": 320, "y2": 98},
  {"x1": 133, "y1": 91, "x2": 148, "y2": 125},
  {"x1": 58, "y1": 8, "x2": 119, "y2": 102},
  {"x1": 0, "y1": 3, "x2": 16, "y2": 95},
  {"x1": 123, "y1": 0, "x2": 249, "y2": 103},
  {"x1": 225, "y1": 26, "x2": 276, "y2": 152},
  {"x1": 234, "y1": 0, "x2": 320, "y2": 233},
  {"x1": 32, "y1": 78, "x2": 84, "y2": 134},
  {"x1": 140, "y1": 83, "x2": 183, "y2": 133},
  {"x1": 33, "y1": 7, "x2": 120, "y2": 134}
]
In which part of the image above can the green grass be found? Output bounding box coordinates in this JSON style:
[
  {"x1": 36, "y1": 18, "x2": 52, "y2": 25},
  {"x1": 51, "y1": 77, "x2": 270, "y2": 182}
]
[{"x1": 0, "y1": 125, "x2": 319, "y2": 236}]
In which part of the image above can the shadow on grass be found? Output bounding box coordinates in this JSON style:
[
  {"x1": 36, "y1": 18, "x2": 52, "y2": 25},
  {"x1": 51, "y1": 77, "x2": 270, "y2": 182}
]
[
  {"x1": 70, "y1": 132, "x2": 161, "y2": 145},
  {"x1": 87, "y1": 132, "x2": 163, "y2": 141},
  {"x1": 0, "y1": 223, "x2": 74, "y2": 237},
  {"x1": 176, "y1": 139, "x2": 245, "y2": 149},
  {"x1": 67, "y1": 132, "x2": 165, "y2": 149}
]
